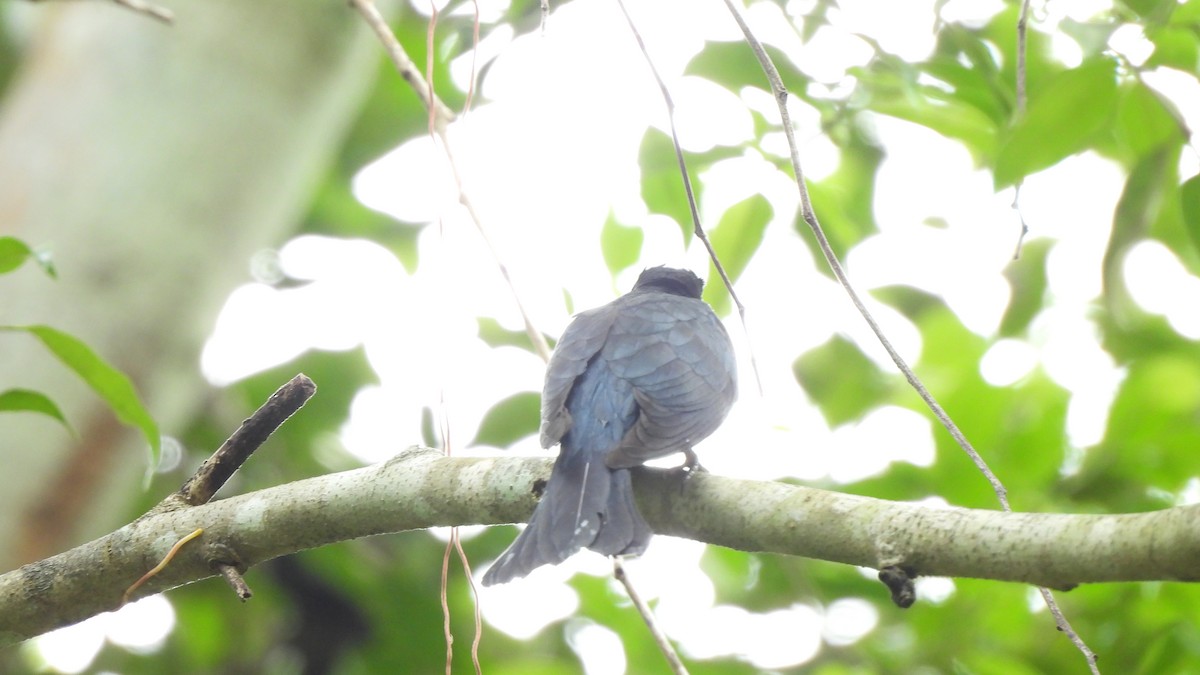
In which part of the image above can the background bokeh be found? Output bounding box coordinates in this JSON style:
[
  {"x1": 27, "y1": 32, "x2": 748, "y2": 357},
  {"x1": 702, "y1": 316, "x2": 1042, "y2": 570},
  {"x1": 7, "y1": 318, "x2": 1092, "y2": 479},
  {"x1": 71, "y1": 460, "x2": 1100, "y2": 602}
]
[{"x1": 3, "y1": 0, "x2": 1200, "y2": 672}]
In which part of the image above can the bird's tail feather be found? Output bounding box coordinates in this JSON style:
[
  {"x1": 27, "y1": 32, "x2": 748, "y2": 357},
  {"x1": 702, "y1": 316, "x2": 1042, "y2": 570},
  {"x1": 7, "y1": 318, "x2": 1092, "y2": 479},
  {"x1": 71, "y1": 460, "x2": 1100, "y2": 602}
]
[
  {"x1": 589, "y1": 468, "x2": 651, "y2": 556},
  {"x1": 482, "y1": 450, "x2": 651, "y2": 585}
]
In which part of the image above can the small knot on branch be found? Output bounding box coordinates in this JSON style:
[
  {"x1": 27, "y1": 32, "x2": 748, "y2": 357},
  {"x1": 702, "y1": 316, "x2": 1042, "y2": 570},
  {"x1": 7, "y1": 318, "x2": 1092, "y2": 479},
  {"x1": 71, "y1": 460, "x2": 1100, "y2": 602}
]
[{"x1": 878, "y1": 565, "x2": 917, "y2": 609}]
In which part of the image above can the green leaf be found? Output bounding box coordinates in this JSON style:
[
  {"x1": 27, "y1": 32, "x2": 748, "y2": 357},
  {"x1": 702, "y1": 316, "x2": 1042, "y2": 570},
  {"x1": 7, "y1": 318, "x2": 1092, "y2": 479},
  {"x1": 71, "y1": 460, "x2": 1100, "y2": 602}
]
[
  {"x1": 471, "y1": 391, "x2": 540, "y2": 448},
  {"x1": 1145, "y1": 25, "x2": 1200, "y2": 71},
  {"x1": 702, "y1": 194, "x2": 772, "y2": 316},
  {"x1": 305, "y1": 179, "x2": 422, "y2": 273},
  {"x1": 1081, "y1": 351, "x2": 1200, "y2": 505},
  {"x1": 1118, "y1": 0, "x2": 1177, "y2": 22},
  {"x1": 1060, "y1": 18, "x2": 1120, "y2": 57},
  {"x1": 793, "y1": 336, "x2": 894, "y2": 426},
  {"x1": 0, "y1": 388, "x2": 73, "y2": 433},
  {"x1": 994, "y1": 58, "x2": 1119, "y2": 187},
  {"x1": 855, "y1": 52, "x2": 999, "y2": 159},
  {"x1": 639, "y1": 128, "x2": 694, "y2": 237},
  {"x1": 2, "y1": 325, "x2": 159, "y2": 471},
  {"x1": 999, "y1": 238, "x2": 1051, "y2": 337},
  {"x1": 0, "y1": 237, "x2": 56, "y2": 278},
  {"x1": 981, "y1": 4, "x2": 1062, "y2": 99},
  {"x1": 1115, "y1": 82, "x2": 1182, "y2": 159},
  {"x1": 599, "y1": 212, "x2": 644, "y2": 278},
  {"x1": 1102, "y1": 147, "x2": 1179, "y2": 324},
  {"x1": 923, "y1": 48, "x2": 1008, "y2": 128},
  {"x1": 684, "y1": 40, "x2": 809, "y2": 93},
  {"x1": 865, "y1": 84, "x2": 999, "y2": 159},
  {"x1": 805, "y1": 128, "x2": 884, "y2": 263},
  {"x1": 476, "y1": 316, "x2": 543, "y2": 354},
  {"x1": 0, "y1": 236, "x2": 31, "y2": 275}
]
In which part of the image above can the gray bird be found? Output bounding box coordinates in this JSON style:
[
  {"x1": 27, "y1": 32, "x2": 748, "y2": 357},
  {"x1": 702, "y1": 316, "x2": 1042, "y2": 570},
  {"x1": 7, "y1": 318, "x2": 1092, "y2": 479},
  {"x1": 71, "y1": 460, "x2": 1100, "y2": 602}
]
[{"x1": 482, "y1": 266, "x2": 737, "y2": 586}]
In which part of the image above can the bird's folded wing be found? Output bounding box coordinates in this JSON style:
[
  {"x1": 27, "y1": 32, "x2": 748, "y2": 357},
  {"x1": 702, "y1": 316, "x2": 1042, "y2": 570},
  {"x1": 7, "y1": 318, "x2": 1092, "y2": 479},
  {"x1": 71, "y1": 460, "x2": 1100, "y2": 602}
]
[
  {"x1": 604, "y1": 295, "x2": 737, "y2": 466},
  {"x1": 539, "y1": 304, "x2": 619, "y2": 448}
]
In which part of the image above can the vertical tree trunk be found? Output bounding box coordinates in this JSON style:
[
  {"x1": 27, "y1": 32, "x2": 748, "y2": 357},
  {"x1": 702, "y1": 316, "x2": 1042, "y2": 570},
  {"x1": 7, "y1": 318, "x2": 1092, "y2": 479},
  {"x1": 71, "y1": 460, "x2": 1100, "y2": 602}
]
[{"x1": 0, "y1": 0, "x2": 388, "y2": 567}]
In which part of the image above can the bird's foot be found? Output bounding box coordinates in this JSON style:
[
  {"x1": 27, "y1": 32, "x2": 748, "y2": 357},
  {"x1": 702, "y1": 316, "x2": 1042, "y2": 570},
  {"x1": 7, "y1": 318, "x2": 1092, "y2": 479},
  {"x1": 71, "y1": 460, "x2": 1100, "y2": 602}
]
[{"x1": 667, "y1": 444, "x2": 706, "y2": 481}]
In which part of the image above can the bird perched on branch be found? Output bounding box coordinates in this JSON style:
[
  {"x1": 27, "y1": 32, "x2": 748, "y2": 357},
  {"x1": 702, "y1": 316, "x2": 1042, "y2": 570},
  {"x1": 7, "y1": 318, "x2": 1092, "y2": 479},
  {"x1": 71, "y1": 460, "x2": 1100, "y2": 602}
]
[{"x1": 483, "y1": 266, "x2": 737, "y2": 585}]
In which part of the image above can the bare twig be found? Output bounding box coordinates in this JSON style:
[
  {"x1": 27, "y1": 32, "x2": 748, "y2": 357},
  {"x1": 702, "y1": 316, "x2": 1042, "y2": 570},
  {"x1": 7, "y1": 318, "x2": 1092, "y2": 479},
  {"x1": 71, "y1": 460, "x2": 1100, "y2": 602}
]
[
  {"x1": 440, "y1": 529, "x2": 483, "y2": 675},
  {"x1": 615, "y1": 0, "x2": 764, "y2": 396},
  {"x1": 348, "y1": 0, "x2": 457, "y2": 130},
  {"x1": 217, "y1": 564, "x2": 253, "y2": 601},
  {"x1": 609, "y1": 4, "x2": 753, "y2": 667},
  {"x1": 395, "y1": 2, "x2": 532, "y2": 663},
  {"x1": 438, "y1": 144, "x2": 553, "y2": 362},
  {"x1": 37, "y1": 0, "x2": 175, "y2": 24},
  {"x1": 613, "y1": 559, "x2": 688, "y2": 675},
  {"x1": 1017, "y1": 0, "x2": 1032, "y2": 116},
  {"x1": 459, "y1": 535, "x2": 484, "y2": 675},
  {"x1": 464, "y1": 0, "x2": 481, "y2": 115},
  {"x1": 427, "y1": 1, "x2": 440, "y2": 134},
  {"x1": 110, "y1": 0, "x2": 172, "y2": 22},
  {"x1": 178, "y1": 373, "x2": 316, "y2": 506},
  {"x1": 440, "y1": 531, "x2": 455, "y2": 675},
  {"x1": 1012, "y1": 0, "x2": 1034, "y2": 258},
  {"x1": 718, "y1": 0, "x2": 1011, "y2": 508},
  {"x1": 1037, "y1": 587, "x2": 1101, "y2": 674},
  {"x1": 1011, "y1": 185, "x2": 1031, "y2": 260},
  {"x1": 1014, "y1": 6, "x2": 1096, "y2": 668},
  {"x1": 166, "y1": 376, "x2": 313, "y2": 605},
  {"x1": 718, "y1": 1, "x2": 1101, "y2": 669}
]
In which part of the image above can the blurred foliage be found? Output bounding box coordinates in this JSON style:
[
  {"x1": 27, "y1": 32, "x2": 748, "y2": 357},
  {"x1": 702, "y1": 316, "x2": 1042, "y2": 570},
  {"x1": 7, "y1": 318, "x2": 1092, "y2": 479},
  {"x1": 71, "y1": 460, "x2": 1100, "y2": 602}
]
[
  {"x1": 0, "y1": 271, "x2": 159, "y2": 473},
  {"x1": 601, "y1": 211, "x2": 646, "y2": 278},
  {"x1": 473, "y1": 391, "x2": 540, "y2": 448},
  {"x1": 9, "y1": 0, "x2": 1200, "y2": 673},
  {"x1": 703, "y1": 194, "x2": 772, "y2": 316},
  {"x1": 794, "y1": 335, "x2": 897, "y2": 428},
  {"x1": 4, "y1": 325, "x2": 162, "y2": 473}
]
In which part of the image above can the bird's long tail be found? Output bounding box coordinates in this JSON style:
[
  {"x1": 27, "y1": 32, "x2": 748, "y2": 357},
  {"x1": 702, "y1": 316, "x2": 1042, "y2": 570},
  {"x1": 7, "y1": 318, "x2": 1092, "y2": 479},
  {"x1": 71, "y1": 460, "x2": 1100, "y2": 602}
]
[{"x1": 482, "y1": 449, "x2": 651, "y2": 586}]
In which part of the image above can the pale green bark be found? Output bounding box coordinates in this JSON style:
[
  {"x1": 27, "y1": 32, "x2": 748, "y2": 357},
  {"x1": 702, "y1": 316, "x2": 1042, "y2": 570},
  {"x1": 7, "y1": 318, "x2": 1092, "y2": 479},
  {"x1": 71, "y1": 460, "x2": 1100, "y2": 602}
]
[{"x1": 3, "y1": 449, "x2": 1197, "y2": 646}]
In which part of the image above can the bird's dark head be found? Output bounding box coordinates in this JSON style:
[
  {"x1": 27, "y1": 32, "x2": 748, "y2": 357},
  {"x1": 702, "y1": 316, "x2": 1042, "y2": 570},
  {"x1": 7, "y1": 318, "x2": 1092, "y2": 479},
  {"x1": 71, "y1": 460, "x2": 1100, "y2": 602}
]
[{"x1": 632, "y1": 266, "x2": 705, "y2": 299}]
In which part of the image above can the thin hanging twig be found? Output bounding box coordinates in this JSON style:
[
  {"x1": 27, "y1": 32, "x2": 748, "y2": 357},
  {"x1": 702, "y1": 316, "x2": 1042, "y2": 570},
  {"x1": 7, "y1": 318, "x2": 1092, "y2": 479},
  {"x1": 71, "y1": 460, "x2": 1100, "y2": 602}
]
[
  {"x1": 427, "y1": 1, "x2": 440, "y2": 135},
  {"x1": 718, "y1": 0, "x2": 1009, "y2": 508},
  {"x1": 1011, "y1": 0, "x2": 1034, "y2": 259},
  {"x1": 608, "y1": 2, "x2": 760, "y2": 668},
  {"x1": 456, "y1": 531, "x2": 485, "y2": 674},
  {"x1": 1016, "y1": 0, "x2": 1032, "y2": 115},
  {"x1": 717, "y1": 2, "x2": 1100, "y2": 671},
  {"x1": 347, "y1": 0, "x2": 551, "y2": 363},
  {"x1": 614, "y1": 0, "x2": 764, "y2": 396},
  {"x1": 428, "y1": 6, "x2": 486, "y2": 645},
  {"x1": 349, "y1": 3, "x2": 544, "y2": 671},
  {"x1": 1015, "y1": 5, "x2": 1098, "y2": 670},
  {"x1": 613, "y1": 559, "x2": 689, "y2": 675},
  {"x1": 463, "y1": 0, "x2": 481, "y2": 114},
  {"x1": 1038, "y1": 587, "x2": 1101, "y2": 674},
  {"x1": 351, "y1": 0, "x2": 456, "y2": 128},
  {"x1": 424, "y1": 9, "x2": 456, "y2": 668}
]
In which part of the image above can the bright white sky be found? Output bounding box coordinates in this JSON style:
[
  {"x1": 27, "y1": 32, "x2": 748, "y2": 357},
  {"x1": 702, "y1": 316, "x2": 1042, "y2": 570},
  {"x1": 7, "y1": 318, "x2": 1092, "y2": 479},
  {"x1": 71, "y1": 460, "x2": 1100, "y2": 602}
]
[{"x1": 31, "y1": 0, "x2": 1200, "y2": 671}]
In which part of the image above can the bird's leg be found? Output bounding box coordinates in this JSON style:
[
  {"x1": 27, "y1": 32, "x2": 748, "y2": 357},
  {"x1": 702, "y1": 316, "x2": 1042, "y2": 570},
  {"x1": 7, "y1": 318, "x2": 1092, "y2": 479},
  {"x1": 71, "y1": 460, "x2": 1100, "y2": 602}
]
[{"x1": 669, "y1": 440, "x2": 706, "y2": 479}]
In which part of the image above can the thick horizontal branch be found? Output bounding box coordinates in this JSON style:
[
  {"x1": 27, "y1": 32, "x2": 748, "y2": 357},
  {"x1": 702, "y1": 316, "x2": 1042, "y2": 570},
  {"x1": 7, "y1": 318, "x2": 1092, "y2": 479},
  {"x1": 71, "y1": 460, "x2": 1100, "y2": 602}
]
[{"x1": 2, "y1": 447, "x2": 1198, "y2": 645}]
